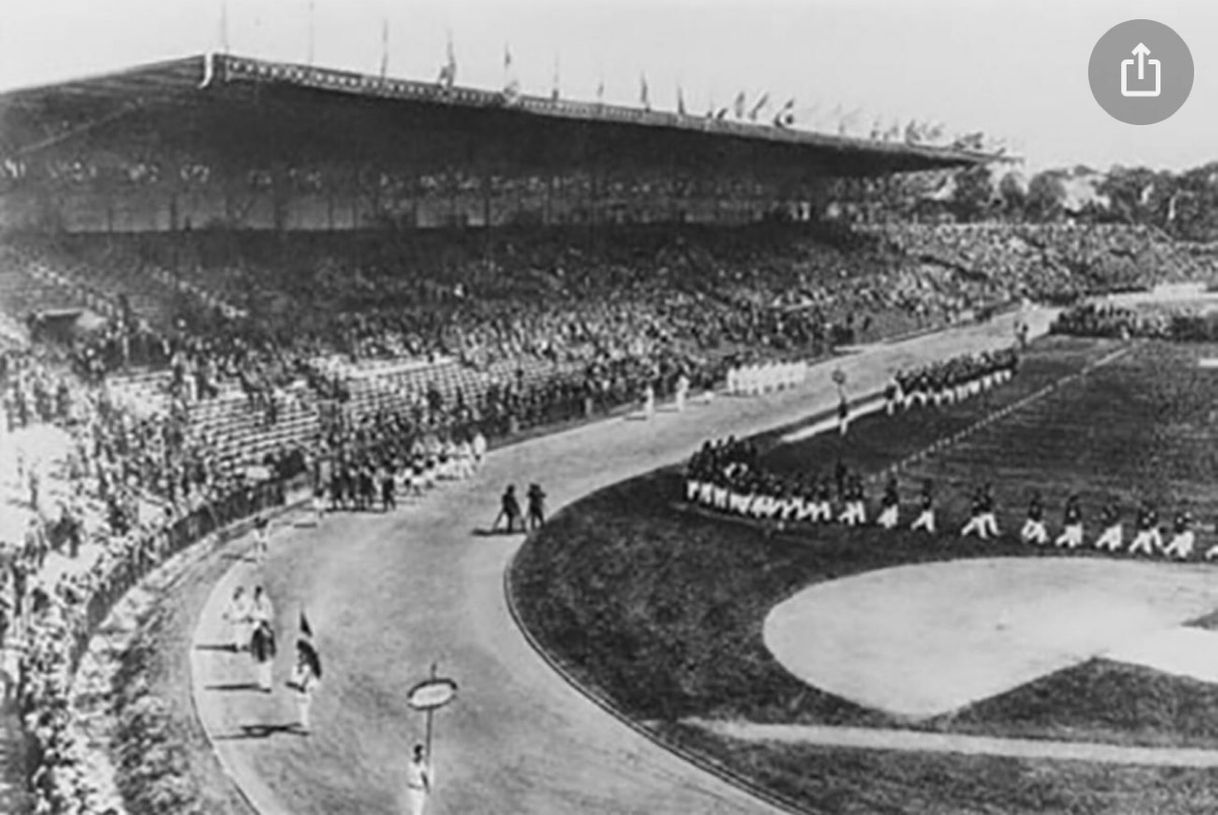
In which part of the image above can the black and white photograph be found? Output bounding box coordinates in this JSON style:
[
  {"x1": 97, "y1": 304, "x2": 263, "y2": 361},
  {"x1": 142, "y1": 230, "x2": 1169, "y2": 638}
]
[{"x1": 2, "y1": 1, "x2": 1218, "y2": 812}]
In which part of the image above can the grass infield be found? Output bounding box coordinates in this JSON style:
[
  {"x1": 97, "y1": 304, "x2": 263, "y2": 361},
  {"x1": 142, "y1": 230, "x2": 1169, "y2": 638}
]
[{"x1": 510, "y1": 337, "x2": 1218, "y2": 813}]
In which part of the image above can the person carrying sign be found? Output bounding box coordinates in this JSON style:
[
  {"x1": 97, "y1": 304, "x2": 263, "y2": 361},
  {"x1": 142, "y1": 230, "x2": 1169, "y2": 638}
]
[
  {"x1": 406, "y1": 743, "x2": 432, "y2": 815},
  {"x1": 291, "y1": 638, "x2": 322, "y2": 734}
]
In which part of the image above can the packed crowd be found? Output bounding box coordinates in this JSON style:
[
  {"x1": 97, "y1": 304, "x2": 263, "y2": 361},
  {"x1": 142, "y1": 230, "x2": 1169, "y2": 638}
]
[
  {"x1": 6, "y1": 220, "x2": 1204, "y2": 470},
  {"x1": 866, "y1": 221, "x2": 1200, "y2": 304},
  {"x1": 9, "y1": 223, "x2": 1040, "y2": 398},
  {"x1": 1, "y1": 346, "x2": 293, "y2": 814}
]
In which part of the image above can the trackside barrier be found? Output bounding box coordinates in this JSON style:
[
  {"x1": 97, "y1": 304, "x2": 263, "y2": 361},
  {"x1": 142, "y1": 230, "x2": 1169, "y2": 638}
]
[{"x1": 23, "y1": 474, "x2": 305, "y2": 801}]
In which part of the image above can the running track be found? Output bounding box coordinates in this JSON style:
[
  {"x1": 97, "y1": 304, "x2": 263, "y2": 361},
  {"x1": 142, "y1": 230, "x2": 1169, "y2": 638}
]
[{"x1": 190, "y1": 311, "x2": 1052, "y2": 814}]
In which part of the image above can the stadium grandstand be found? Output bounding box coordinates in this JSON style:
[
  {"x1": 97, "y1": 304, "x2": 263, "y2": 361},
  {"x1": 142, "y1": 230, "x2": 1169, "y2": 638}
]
[{"x1": 0, "y1": 50, "x2": 1209, "y2": 815}]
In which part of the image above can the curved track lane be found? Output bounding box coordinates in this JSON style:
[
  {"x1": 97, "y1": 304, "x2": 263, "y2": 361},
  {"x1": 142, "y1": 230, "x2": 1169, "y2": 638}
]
[{"x1": 191, "y1": 311, "x2": 1051, "y2": 815}]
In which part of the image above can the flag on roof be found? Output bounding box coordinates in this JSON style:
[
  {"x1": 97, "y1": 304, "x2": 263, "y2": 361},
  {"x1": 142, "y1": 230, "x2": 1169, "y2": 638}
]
[
  {"x1": 748, "y1": 92, "x2": 770, "y2": 122},
  {"x1": 437, "y1": 32, "x2": 457, "y2": 89},
  {"x1": 772, "y1": 98, "x2": 796, "y2": 128},
  {"x1": 503, "y1": 44, "x2": 520, "y2": 99}
]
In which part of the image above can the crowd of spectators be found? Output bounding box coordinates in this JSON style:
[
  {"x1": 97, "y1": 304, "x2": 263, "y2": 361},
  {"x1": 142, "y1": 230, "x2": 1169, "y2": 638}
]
[
  {"x1": 1, "y1": 346, "x2": 294, "y2": 814},
  {"x1": 8, "y1": 223, "x2": 1018, "y2": 390},
  {"x1": 6, "y1": 219, "x2": 1204, "y2": 462},
  {"x1": 867, "y1": 221, "x2": 1201, "y2": 305}
]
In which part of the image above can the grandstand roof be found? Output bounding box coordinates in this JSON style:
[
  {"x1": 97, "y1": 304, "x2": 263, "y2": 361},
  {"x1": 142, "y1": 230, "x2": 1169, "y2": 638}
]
[{"x1": 0, "y1": 54, "x2": 994, "y2": 179}]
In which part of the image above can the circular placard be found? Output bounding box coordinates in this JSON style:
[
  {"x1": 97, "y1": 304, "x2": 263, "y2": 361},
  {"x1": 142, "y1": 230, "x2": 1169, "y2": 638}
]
[{"x1": 407, "y1": 677, "x2": 458, "y2": 710}]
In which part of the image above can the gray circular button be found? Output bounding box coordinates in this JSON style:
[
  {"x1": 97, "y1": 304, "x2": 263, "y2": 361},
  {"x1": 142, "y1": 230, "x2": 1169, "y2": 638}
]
[{"x1": 1089, "y1": 19, "x2": 1193, "y2": 125}]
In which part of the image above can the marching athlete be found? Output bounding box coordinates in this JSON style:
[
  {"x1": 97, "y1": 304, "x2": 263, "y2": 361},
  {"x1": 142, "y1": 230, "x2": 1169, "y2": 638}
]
[
  {"x1": 471, "y1": 430, "x2": 488, "y2": 469},
  {"x1": 1020, "y1": 491, "x2": 1049, "y2": 546},
  {"x1": 1128, "y1": 500, "x2": 1163, "y2": 556},
  {"x1": 961, "y1": 483, "x2": 998, "y2": 540},
  {"x1": 406, "y1": 743, "x2": 432, "y2": 815},
  {"x1": 910, "y1": 479, "x2": 936, "y2": 534},
  {"x1": 1093, "y1": 500, "x2": 1123, "y2": 552},
  {"x1": 223, "y1": 586, "x2": 251, "y2": 652},
  {"x1": 1164, "y1": 506, "x2": 1196, "y2": 560},
  {"x1": 249, "y1": 618, "x2": 277, "y2": 693},
  {"x1": 312, "y1": 486, "x2": 326, "y2": 526},
  {"x1": 291, "y1": 639, "x2": 322, "y2": 734},
  {"x1": 1054, "y1": 494, "x2": 1084, "y2": 549},
  {"x1": 811, "y1": 476, "x2": 834, "y2": 523},
  {"x1": 838, "y1": 476, "x2": 866, "y2": 526},
  {"x1": 877, "y1": 477, "x2": 900, "y2": 530},
  {"x1": 252, "y1": 515, "x2": 269, "y2": 563},
  {"x1": 674, "y1": 373, "x2": 690, "y2": 413}
]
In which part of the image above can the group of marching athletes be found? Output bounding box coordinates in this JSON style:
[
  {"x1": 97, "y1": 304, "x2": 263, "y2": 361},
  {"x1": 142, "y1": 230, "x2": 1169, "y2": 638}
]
[
  {"x1": 314, "y1": 430, "x2": 488, "y2": 518},
  {"x1": 684, "y1": 438, "x2": 873, "y2": 528},
  {"x1": 1010, "y1": 491, "x2": 1210, "y2": 560},
  {"x1": 885, "y1": 348, "x2": 1020, "y2": 414},
  {"x1": 726, "y1": 359, "x2": 807, "y2": 397},
  {"x1": 685, "y1": 438, "x2": 1218, "y2": 561}
]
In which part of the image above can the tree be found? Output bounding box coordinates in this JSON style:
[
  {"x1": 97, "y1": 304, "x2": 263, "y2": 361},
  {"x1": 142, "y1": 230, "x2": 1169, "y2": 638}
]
[
  {"x1": 1025, "y1": 170, "x2": 1067, "y2": 221},
  {"x1": 1168, "y1": 163, "x2": 1218, "y2": 240},
  {"x1": 1096, "y1": 165, "x2": 1158, "y2": 224},
  {"x1": 997, "y1": 171, "x2": 1027, "y2": 219},
  {"x1": 950, "y1": 165, "x2": 993, "y2": 222}
]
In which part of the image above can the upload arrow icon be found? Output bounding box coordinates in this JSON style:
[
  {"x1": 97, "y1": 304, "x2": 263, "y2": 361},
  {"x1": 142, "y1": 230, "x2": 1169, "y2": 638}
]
[
  {"x1": 1089, "y1": 19, "x2": 1192, "y2": 125},
  {"x1": 1121, "y1": 42, "x2": 1161, "y2": 97}
]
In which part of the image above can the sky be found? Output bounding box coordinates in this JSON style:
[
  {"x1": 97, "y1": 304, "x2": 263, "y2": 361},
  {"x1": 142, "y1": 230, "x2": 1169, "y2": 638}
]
[{"x1": 2, "y1": 0, "x2": 1217, "y2": 174}]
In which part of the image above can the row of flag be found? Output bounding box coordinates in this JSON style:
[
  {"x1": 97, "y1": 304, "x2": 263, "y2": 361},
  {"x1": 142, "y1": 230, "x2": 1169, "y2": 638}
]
[
  {"x1": 495, "y1": 42, "x2": 958, "y2": 143},
  {"x1": 216, "y1": 8, "x2": 982, "y2": 150}
]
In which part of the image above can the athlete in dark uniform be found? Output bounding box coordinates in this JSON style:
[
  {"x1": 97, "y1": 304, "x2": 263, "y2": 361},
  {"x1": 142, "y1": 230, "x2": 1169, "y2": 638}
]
[{"x1": 1020, "y1": 491, "x2": 1048, "y2": 545}]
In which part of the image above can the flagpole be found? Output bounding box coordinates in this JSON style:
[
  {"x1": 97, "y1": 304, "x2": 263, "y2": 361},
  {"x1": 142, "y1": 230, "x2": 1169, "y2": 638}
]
[
  {"x1": 219, "y1": 0, "x2": 230, "y2": 54},
  {"x1": 307, "y1": 0, "x2": 315, "y2": 66},
  {"x1": 424, "y1": 662, "x2": 438, "y2": 761},
  {"x1": 379, "y1": 18, "x2": 389, "y2": 79}
]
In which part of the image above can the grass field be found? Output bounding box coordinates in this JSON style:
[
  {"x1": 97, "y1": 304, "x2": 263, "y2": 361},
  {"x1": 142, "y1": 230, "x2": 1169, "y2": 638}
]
[
  {"x1": 760, "y1": 335, "x2": 1122, "y2": 478},
  {"x1": 762, "y1": 338, "x2": 1218, "y2": 532},
  {"x1": 510, "y1": 337, "x2": 1218, "y2": 813}
]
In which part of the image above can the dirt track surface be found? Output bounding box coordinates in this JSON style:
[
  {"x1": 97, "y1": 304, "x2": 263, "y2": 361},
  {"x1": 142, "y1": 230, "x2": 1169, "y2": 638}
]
[{"x1": 190, "y1": 311, "x2": 1051, "y2": 815}]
